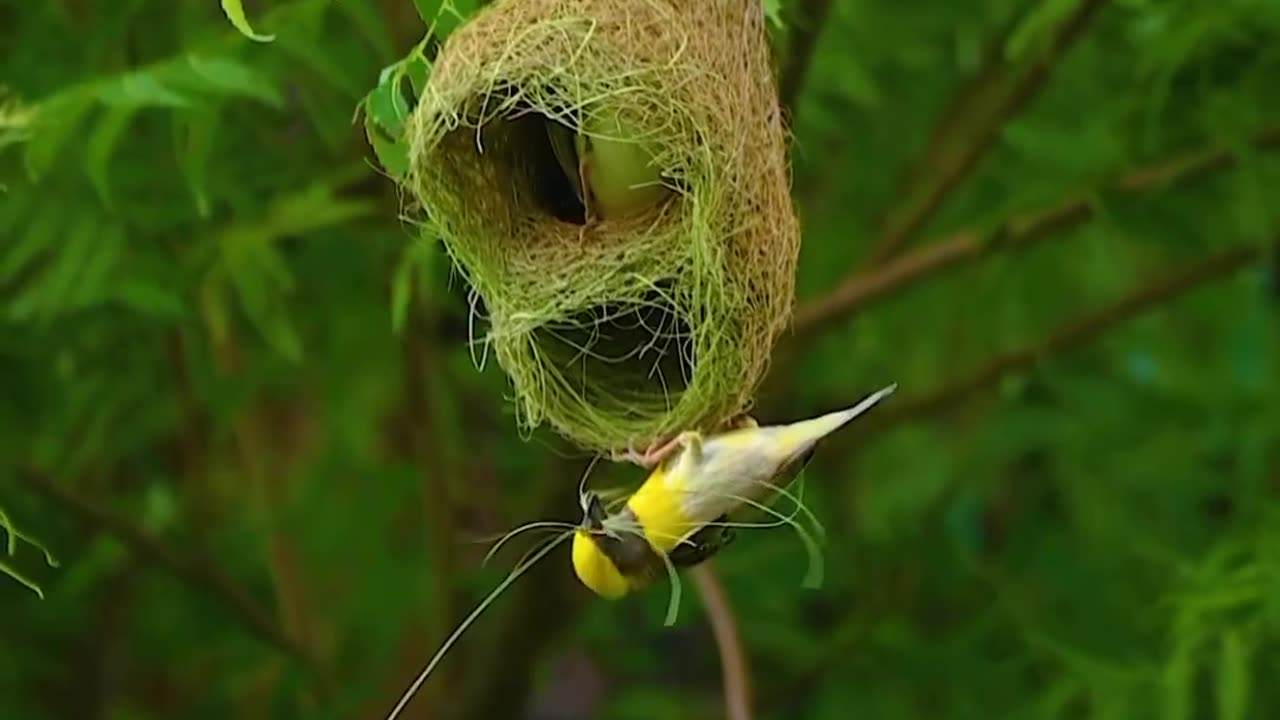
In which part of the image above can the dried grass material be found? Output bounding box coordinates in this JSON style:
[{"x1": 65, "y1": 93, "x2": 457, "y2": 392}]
[{"x1": 406, "y1": 0, "x2": 799, "y2": 452}]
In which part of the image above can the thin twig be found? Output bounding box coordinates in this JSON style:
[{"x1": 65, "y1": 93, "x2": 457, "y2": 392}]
[
  {"x1": 789, "y1": 125, "x2": 1280, "y2": 341},
  {"x1": 691, "y1": 563, "x2": 753, "y2": 720},
  {"x1": 213, "y1": 331, "x2": 327, "y2": 709},
  {"x1": 20, "y1": 469, "x2": 317, "y2": 670},
  {"x1": 835, "y1": 240, "x2": 1269, "y2": 450},
  {"x1": 165, "y1": 328, "x2": 210, "y2": 522},
  {"x1": 452, "y1": 456, "x2": 591, "y2": 720},
  {"x1": 867, "y1": 0, "x2": 1109, "y2": 264},
  {"x1": 371, "y1": 454, "x2": 590, "y2": 720},
  {"x1": 778, "y1": 0, "x2": 835, "y2": 112}
]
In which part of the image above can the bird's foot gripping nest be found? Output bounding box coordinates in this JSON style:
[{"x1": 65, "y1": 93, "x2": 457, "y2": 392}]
[{"x1": 609, "y1": 413, "x2": 758, "y2": 468}]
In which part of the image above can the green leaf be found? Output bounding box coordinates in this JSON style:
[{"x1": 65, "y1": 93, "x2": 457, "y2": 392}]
[
  {"x1": 182, "y1": 54, "x2": 283, "y2": 108},
  {"x1": 95, "y1": 71, "x2": 190, "y2": 108},
  {"x1": 0, "y1": 508, "x2": 60, "y2": 599},
  {"x1": 0, "y1": 559, "x2": 45, "y2": 599},
  {"x1": 764, "y1": 0, "x2": 784, "y2": 28},
  {"x1": 414, "y1": 0, "x2": 443, "y2": 27},
  {"x1": 365, "y1": 118, "x2": 409, "y2": 178},
  {"x1": 229, "y1": 265, "x2": 303, "y2": 362},
  {"x1": 24, "y1": 93, "x2": 93, "y2": 180},
  {"x1": 0, "y1": 90, "x2": 36, "y2": 151},
  {"x1": 836, "y1": 59, "x2": 882, "y2": 109},
  {"x1": 1006, "y1": 0, "x2": 1081, "y2": 60},
  {"x1": 68, "y1": 226, "x2": 125, "y2": 310},
  {"x1": 336, "y1": 0, "x2": 396, "y2": 64},
  {"x1": 391, "y1": 236, "x2": 438, "y2": 333},
  {"x1": 1, "y1": 201, "x2": 56, "y2": 282},
  {"x1": 1217, "y1": 630, "x2": 1250, "y2": 720},
  {"x1": 404, "y1": 44, "x2": 432, "y2": 98},
  {"x1": 221, "y1": 0, "x2": 275, "y2": 42},
  {"x1": 433, "y1": 0, "x2": 478, "y2": 39},
  {"x1": 263, "y1": 183, "x2": 375, "y2": 236},
  {"x1": 85, "y1": 105, "x2": 136, "y2": 207},
  {"x1": 30, "y1": 212, "x2": 100, "y2": 320},
  {"x1": 174, "y1": 111, "x2": 220, "y2": 218},
  {"x1": 1163, "y1": 616, "x2": 1200, "y2": 720},
  {"x1": 365, "y1": 65, "x2": 411, "y2": 135},
  {"x1": 141, "y1": 483, "x2": 179, "y2": 535},
  {"x1": 113, "y1": 280, "x2": 186, "y2": 320},
  {"x1": 391, "y1": 252, "x2": 415, "y2": 335},
  {"x1": 277, "y1": 30, "x2": 364, "y2": 99}
]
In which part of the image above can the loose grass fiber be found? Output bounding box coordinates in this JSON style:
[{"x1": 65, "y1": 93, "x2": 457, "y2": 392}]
[{"x1": 406, "y1": 0, "x2": 799, "y2": 452}]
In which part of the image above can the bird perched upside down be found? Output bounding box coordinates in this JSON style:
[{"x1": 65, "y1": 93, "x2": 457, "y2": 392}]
[
  {"x1": 572, "y1": 384, "x2": 898, "y2": 599},
  {"x1": 383, "y1": 385, "x2": 897, "y2": 720}
]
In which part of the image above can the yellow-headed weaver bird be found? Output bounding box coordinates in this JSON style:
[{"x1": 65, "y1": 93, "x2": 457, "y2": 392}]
[
  {"x1": 572, "y1": 383, "x2": 897, "y2": 599},
  {"x1": 385, "y1": 383, "x2": 895, "y2": 720}
]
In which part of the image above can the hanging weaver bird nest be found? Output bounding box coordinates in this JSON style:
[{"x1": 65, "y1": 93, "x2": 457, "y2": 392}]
[{"x1": 405, "y1": 0, "x2": 799, "y2": 452}]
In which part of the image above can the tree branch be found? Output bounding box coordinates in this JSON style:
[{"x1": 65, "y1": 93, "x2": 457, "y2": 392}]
[
  {"x1": 756, "y1": 240, "x2": 1269, "y2": 704},
  {"x1": 778, "y1": 0, "x2": 835, "y2": 112},
  {"x1": 789, "y1": 125, "x2": 1280, "y2": 341},
  {"x1": 213, "y1": 332, "x2": 327, "y2": 709},
  {"x1": 867, "y1": 0, "x2": 1109, "y2": 264},
  {"x1": 21, "y1": 469, "x2": 317, "y2": 671},
  {"x1": 401, "y1": 287, "x2": 461, "y2": 712},
  {"x1": 835, "y1": 239, "x2": 1269, "y2": 451},
  {"x1": 691, "y1": 563, "x2": 753, "y2": 720}
]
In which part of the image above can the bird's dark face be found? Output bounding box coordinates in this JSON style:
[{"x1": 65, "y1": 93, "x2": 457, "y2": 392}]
[{"x1": 575, "y1": 492, "x2": 661, "y2": 578}]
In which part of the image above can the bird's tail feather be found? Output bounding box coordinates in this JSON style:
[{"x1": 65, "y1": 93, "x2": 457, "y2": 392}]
[{"x1": 775, "y1": 383, "x2": 897, "y2": 454}]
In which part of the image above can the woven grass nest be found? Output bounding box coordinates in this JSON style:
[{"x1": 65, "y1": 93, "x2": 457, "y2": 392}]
[{"x1": 406, "y1": 0, "x2": 799, "y2": 453}]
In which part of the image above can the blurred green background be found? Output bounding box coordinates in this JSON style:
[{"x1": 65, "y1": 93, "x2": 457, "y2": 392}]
[{"x1": 3, "y1": 1, "x2": 1279, "y2": 718}]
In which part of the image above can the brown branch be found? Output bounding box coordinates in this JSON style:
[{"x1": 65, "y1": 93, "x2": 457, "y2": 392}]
[
  {"x1": 212, "y1": 330, "x2": 328, "y2": 709},
  {"x1": 778, "y1": 0, "x2": 835, "y2": 111},
  {"x1": 867, "y1": 0, "x2": 1109, "y2": 264},
  {"x1": 691, "y1": 563, "x2": 753, "y2": 720},
  {"x1": 835, "y1": 240, "x2": 1269, "y2": 450},
  {"x1": 789, "y1": 125, "x2": 1280, "y2": 341},
  {"x1": 399, "y1": 287, "x2": 462, "y2": 712},
  {"x1": 165, "y1": 330, "x2": 206, "y2": 496},
  {"x1": 757, "y1": 240, "x2": 1269, "y2": 704},
  {"x1": 20, "y1": 469, "x2": 317, "y2": 670}
]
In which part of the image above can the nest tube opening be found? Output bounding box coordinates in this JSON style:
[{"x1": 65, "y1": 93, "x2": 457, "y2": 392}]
[{"x1": 530, "y1": 278, "x2": 695, "y2": 421}]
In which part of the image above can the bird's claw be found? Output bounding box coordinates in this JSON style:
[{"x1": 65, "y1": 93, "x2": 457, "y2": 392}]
[
  {"x1": 609, "y1": 434, "x2": 685, "y2": 469},
  {"x1": 611, "y1": 427, "x2": 711, "y2": 468},
  {"x1": 609, "y1": 415, "x2": 754, "y2": 468}
]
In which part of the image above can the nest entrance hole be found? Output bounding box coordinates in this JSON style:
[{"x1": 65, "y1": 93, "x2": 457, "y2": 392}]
[
  {"x1": 459, "y1": 95, "x2": 589, "y2": 225},
  {"x1": 457, "y1": 92, "x2": 686, "y2": 229},
  {"x1": 533, "y1": 282, "x2": 696, "y2": 419}
]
